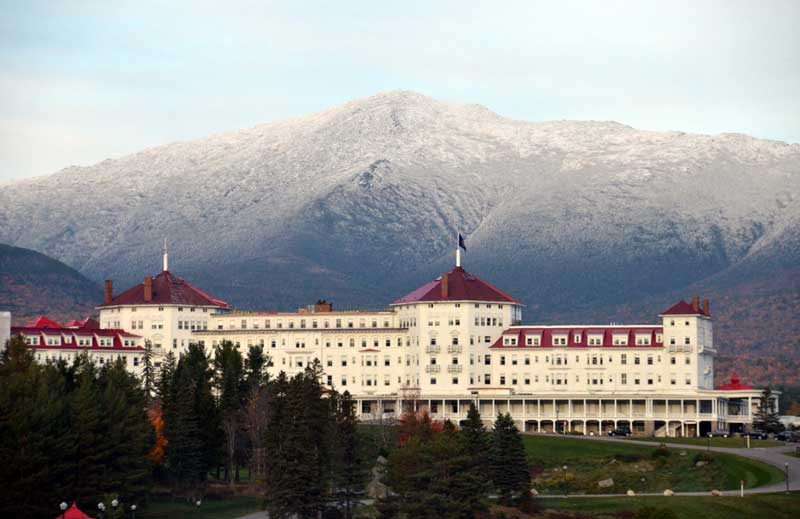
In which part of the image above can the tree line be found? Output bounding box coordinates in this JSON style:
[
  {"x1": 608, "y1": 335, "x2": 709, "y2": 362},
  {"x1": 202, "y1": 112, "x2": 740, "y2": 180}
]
[
  {"x1": 377, "y1": 404, "x2": 533, "y2": 518},
  {"x1": 0, "y1": 336, "x2": 152, "y2": 518}
]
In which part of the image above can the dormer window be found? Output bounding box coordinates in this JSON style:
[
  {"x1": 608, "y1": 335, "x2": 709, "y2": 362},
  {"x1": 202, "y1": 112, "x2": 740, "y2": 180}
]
[{"x1": 573, "y1": 333, "x2": 581, "y2": 342}]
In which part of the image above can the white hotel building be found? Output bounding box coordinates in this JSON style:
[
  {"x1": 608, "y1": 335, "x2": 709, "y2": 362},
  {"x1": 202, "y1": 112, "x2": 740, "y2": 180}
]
[{"x1": 83, "y1": 244, "x2": 774, "y2": 437}]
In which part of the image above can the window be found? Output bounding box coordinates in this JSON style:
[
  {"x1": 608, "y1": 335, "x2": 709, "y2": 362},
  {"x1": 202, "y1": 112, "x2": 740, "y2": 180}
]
[
  {"x1": 685, "y1": 357, "x2": 691, "y2": 365},
  {"x1": 484, "y1": 355, "x2": 491, "y2": 365},
  {"x1": 671, "y1": 356, "x2": 676, "y2": 365},
  {"x1": 430, "y1": 377, "x2": 437, "y2": 385},
  {"x1": 452, "y1": 377, "x2": 459, "y2": 384},
  {"x1": 634, "y1": 355, "x2": 640, "y2": 365},
  {"x1": 621, "y1": 354, "x2": 627, "y2": 365},
  {"x1": 684, "y1": 337, "x2": 691, "y2": 345},
  {"x1": 485, "y1": 375, "x2": 491, "y2": 385},
  {"x1": 500, "y1": 356, "x2": 506, "y2": 366},
  {"x1": 499, "y1": 376, "x2": 506, "y2": 385},
  {"x1": 647, "y1": 356, "x2": 653, "y2": 365},
  {"x1": 685, "y1": 376, "x2": 691, "y2": 385}
]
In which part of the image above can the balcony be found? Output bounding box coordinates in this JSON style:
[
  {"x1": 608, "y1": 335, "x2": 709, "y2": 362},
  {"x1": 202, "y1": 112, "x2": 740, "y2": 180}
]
[
  {"x1": 425, "y1": 364, "x2": 441, "y2": 373},
  {"x1": 447, "y1": 344, "x2": 462, "y2": 354},
  {"x1": 447, "y1": 364, "x2": 463, "y2": 373},
  {"x1": 425, "y1": 345, "x2": 441, "y2": 354}
]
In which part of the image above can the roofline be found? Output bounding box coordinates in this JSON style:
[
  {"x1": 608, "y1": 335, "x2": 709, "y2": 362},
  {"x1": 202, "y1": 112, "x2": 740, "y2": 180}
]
[
  {"x1": 96, "y1": 302, "x2": 227, "y2": 310},
  {"x1": 221, "y1": 309, "x2": 395, "y2": 316},
  {"x1": 658, "y1": 313, "x2": 711, "y2": 319},
  {"x1": 389, "y1": 299, "x2": 525, "y2": 306},
  {"x1": 507, "y1": 324, "x2": 661, "y2": 329}
]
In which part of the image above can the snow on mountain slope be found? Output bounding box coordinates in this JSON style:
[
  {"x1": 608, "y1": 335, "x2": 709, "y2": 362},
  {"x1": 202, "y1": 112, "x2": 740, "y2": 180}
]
[{"x1": 1, "y1": 90, "x2": 798, "y2": 323}]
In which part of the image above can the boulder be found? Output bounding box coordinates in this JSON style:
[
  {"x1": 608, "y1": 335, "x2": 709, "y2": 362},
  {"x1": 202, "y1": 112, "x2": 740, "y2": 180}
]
[
  {"x1": 679, "y1": 451, "x2": 687, "y2": 456},
  {"x1": 530, "y1": 488, "x2": 539, "y2": 497},
  {"x1": 598, "y1": 478, "x2": 614, "y2": 488},
  {"x1": 367, "y1": 480, "x2": 388, "y2": 499},
  {"x1": 696, "y1": 461, "x2": 708, "y2": 467},
  {"x1": 711, "y1": 489, "x2": 722, "y2": 496},
  {"x1": 663, "y1": 489, "x2": 674, "y2": 496},
  {"x1": 376, "y1": 455, "x2": 388, "y2": 466},
  {"x1": 626, "y1": 490, "x2": 636, "y2": 496}
]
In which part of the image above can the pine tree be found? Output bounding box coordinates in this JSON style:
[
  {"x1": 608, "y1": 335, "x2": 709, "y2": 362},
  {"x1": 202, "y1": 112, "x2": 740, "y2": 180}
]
[
  {"x1": 263, "y1": 372, "x2": 298, "y2": 519},
  {"x1": 98, "y1": 360, "x2": 153, "y2": 501},
  {"x1": 489, "y1": 413, "x2": 531, "y2": 504},
  {"x1": 182, "y1": 343, "x2": 221, "y2": 480},
  {"x1": 157, "y1": 350, "x2": 176, "y2": 403},
  {"x1": 212, "y1": 341, "x2": 245, "y2": 484},
  {"x1": 142, "y1": 340, "x2": 155, "y2": 403},
  {"x1": 333, "y1": 391, "x2": 366, "y2": 519},
  {"x1": 754, "y1": 387, "x2": 783, "y2": 433},
  {"x1": 162, "y1": 363, "x2": 204, "y2": 499},
  {"x1": 460, "y1": 402, "x2": 491, "y2": 493},
  {"x1": 68, "y1": 363, "x2": 113, "y2": 504},
  {"x1": 244, "y1": 344, "x2": 268, "y2": 390}
]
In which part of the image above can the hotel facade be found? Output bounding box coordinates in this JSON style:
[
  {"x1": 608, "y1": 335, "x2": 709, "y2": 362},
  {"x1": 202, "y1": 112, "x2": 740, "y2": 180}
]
[{"x1": 12, "y1": 246, "x2": 771, "y2": 437}]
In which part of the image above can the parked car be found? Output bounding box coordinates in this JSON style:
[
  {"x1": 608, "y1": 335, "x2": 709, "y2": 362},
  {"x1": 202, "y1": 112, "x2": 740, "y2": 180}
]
[
  {"x1": 706, "y1": 430, "x2": 730, "y2": 438},
  {"x1": 742, "y1": 430, "x2": 769, "y2": 440},
  {"x1": 776, "y1": 431, "x2": 799, "y2": 442},
  {"x1": 608, "y1": 427, "x2": 632, "y2": 437}
]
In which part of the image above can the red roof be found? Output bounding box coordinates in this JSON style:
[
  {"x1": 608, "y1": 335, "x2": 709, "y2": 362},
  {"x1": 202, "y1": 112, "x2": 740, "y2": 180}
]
[
  {"x1": 12, "y1": 315, "x2": 143, "y2": 351},
  {"x1": 661, "y1": 299, "x2": 710, "y2": 317},
  {"x1": 56, "y1": 503, "x2": 93, "y2": 519},
  {"x1": 716, "y1": 375, "x2": 754, "y2": 391},
  {"x1": 100, "y1": 270, "x2": 228, "y2": 308},
  {"x1": 392, "y1": 266, "x2": 521, "y2": 305},
  {"x1": 490, "y1": 326, "x2": 663, "y2": 349},
  {"x1": 26, "y1": 316, "x2": 62, "y2": 328}
]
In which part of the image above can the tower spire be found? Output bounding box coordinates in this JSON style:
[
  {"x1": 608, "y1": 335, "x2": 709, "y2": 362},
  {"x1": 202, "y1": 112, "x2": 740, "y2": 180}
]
[{"x1": 163, "y1": 238, "x2": 169, "y2": 272}]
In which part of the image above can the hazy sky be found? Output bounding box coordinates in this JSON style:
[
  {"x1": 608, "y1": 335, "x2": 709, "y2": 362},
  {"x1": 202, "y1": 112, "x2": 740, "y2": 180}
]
[{"x1": 1, "y1": 0, "x2": 798, "y2": 181}]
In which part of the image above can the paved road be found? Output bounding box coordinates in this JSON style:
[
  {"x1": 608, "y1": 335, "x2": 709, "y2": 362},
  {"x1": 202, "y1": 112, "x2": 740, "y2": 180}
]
[
  {"x1": 235, "y1": 436, "x2": 799, "y2": 517},
  {"x1": 527, "y1": 434, "x2": 799, "y2": 497}
]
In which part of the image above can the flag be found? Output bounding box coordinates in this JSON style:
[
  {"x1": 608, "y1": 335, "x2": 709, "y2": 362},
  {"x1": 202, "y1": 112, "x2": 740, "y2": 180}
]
[{"x1": 458, "y1": 233, "x2": 466, "y2": 251}]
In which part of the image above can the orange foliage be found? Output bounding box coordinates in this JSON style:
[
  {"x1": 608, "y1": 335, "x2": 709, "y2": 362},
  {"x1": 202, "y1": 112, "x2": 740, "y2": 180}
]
[{"x1": 147, "y1": 404, "x2": 167, "y2": 465}]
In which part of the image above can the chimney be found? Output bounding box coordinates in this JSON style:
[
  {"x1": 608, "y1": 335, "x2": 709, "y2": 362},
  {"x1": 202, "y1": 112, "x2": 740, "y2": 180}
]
[
  {"x1": 691, "y1": 295, "x2": 700, "y2": 313},
  {"x1": 314, "y1": 299, "x2": 332, "y2": 313},
  {"x1": 104, "y1": 280, "x2": 113, "y2": 305},
  {"x1": 702, "y1": 298, "x2": 710, "y2": 316},
  {"x1": 441, "y1": 273, "x2": 449, "y2": 298},
  {"x1": 144, "y1": 276, "x2": 153, "y2": 302}
]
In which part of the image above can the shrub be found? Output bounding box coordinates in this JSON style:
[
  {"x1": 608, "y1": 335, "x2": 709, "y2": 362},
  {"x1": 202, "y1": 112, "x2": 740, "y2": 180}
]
[
  {"x1": 614, "y1": 453, "x2": 644, "y2": 463},
  {"x1": 693, "y1": 452, "x2": 714, "y2": 464},
  {"x1": 651, "y1": 444, "x2": 671, "y2": 458}
]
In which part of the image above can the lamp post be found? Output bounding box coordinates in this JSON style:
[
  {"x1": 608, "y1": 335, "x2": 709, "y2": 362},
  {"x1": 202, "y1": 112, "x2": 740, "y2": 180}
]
[
  {"x1": 111, "y1": 499, "x2": 118, "y2": 511},
  {"x1": 60, "y1": 502, "x2": 68, "y2": 519},
  {"x1": 131, "y1": 504, "x2": 137, "y2": 519},
  {"x1": 785, "y1": 462, "x2": 790, "y2": 494},
  {"x1": 707, "y1": 433, "x2": 711, "y2": 452},
  {"x1": 97, "y1": 502, "x2": 106, "y2": 519}
]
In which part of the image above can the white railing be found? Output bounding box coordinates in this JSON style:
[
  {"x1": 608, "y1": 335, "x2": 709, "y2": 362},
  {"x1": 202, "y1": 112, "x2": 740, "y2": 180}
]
[
  {"x1": 425, "y1": 364, "x2": 441, "y2": 373},
  {"x1": 447, "y1": 344, "x2": 462, "y2": 353},
  {"x1": 425, "y1": 345, "x2": 440, "y2": 354},
  {"x1": 447, "y1": 364, "x2": 463, "y2": 373}
]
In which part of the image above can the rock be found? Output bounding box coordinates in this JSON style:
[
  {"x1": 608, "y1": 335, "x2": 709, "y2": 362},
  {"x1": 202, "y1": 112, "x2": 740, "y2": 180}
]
[
  {"x1": 695, "y1": 460, "x2": 708, "y2": 467},
  {"x1": 609, "y1": 459, "x2": 617, "y2": 464},
  {"x1": 663, "y1": 489, "x2": 674, "y2": 496},
  {"x1": 530, "y1": 488, "x2": 539, "y2": 497},
  {"x1": 367, "y1": 480, "x2": 389, "y2": 499},
  {"x1": 376, "y1": 455, "x2": 388, "y2": 466},
  {"x1": 711, "y1": 489, "x2": 722, "y2": 496},
  {"x1": 598, "y1": 478, "x2": 614, "y2": 488},
  {"x1": 627, "y1": 490, "x2": 636, "y2": 496},
  {"x1": 679, "y1": 451, "x2": 687, "y2": 456}
]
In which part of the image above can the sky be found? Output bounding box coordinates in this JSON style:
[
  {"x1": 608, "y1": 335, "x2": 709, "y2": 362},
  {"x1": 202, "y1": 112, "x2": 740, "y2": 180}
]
[{"x1": 1, "y1": 0, "x2": 799, "y2": 181}]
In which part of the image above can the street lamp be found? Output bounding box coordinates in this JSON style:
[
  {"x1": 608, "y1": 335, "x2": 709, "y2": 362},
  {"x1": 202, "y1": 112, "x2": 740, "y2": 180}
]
[
  {"x1": 97, "y1": 502, "x2": 106, "y2": 519},
  {"x1": 111, "y1": 499, "x2": 119, "y2": 510},
  {"x1": 60, "y1": 502, "x2": 68, "y2": 519},
  {"x1": 785, "y1": 462, "x2": 790, "y2": 494},
  {"x1": 131, "y1": 504, "x2": 137, "y2": 519}
]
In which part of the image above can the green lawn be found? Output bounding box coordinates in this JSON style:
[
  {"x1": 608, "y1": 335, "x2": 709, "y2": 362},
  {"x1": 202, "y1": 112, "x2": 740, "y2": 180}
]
[
  {"x1": 542, "y1": 492, "x2": 800, "y2": 519},
  {"x1": 625, "y1": 436, "x2": 782, "y2": 448},
  {"x1": 784, "y1": 450, "x2": 800, "y2": 458},
  {"x1": 523, "y1": 435, "x2": 784, "y2": 494},
  {"x1": 137, "y1": 496, "x2": 261, "y2": 519}
]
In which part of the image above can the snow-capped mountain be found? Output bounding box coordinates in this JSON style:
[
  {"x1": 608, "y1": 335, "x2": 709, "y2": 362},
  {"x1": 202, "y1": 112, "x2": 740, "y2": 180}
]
[{"x1": 1, "y1": 91, "x2": 798, "y2": 332}]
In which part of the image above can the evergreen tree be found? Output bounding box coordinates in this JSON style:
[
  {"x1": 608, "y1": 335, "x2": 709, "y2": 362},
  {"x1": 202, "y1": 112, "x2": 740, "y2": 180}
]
[
  {"x1": 333, "y1": 391, "x2": 367, "y2": 519},
  {"x1": 162, "y1": 363, "x2": 204, "y2": 498},
  {"x1": 212, "y1": 341, "x2": 245, "y2": 484},
  {"x1": 97, "y1": 360, "x2": 153, "y2": 500},
  {"x1": 157, "y1": 350, "x2": 176, "y2": 403},
  {"x1": 753, "y1": 387, "x2": 783, "y2": 433},
  {"x1": 489, "y1": 413, "x2": 531, "y2": 504},
  {"x1": 142, "y1": 340, "x2": 155, "y2": 403},
  {"x1": 244, "y1": 344, "x2": 268, "y2": 390},
  {"x1": 182, "y1": 343, "x2": 221, "y2": 480},
  {"x1": 263, "y1": 372, "x2": 297, "y2": 519},
  {"x1": 460, "y1": 403, "x2": 491, "y2": 492},
  {"x1": 68, "y1": 363, "x2": 113, "y2": 504}
]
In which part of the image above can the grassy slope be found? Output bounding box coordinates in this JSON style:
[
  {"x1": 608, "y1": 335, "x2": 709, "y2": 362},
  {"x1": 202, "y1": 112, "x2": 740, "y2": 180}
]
[
  {"x1": 544, "y1": 493, "x2": 800, "y2": 519},
  {"x1": 625, "y1": 436, "x2": 782, "y2": 448},
  {"x1": 523, "y1": 436, "x2": 784, "y2": 493}
]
